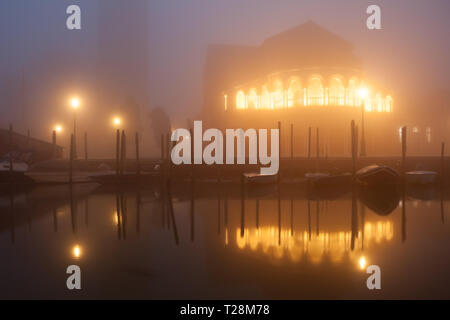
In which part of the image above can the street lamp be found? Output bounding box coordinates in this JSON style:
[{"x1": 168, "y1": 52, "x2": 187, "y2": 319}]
[
  {"x1": 113, "y1": 117, "x2": 122, "y2": 127},
  {"x1": 358, "y1": 88, "x2": 369, "y2": 157},
  {"x1": 70, "y1": 97, "x2": 80, "y2": 158}
]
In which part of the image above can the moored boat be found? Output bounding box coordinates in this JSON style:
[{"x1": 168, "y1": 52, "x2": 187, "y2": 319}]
[
  {"x1": 356, "y1": 165, "x2": 399, "y2": 186},
  {"x1": 243, "y1": 172, "x2": 278, "y2": 185},
  {"x1": 405, "y1": 171, "x2": 437, "y2": 185}
]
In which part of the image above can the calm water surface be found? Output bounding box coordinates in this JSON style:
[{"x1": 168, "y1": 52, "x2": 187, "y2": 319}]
[{"x1": 1, "y1": 182, "x2": 450, "y2": 299}]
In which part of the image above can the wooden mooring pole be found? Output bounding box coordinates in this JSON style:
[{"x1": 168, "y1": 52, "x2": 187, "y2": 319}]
[
  {"x1": 52, "y1": 130, "x2": 57, "y2": 159},
  {"x1": 401, "y1": 126, "x2": 407, "y2": 180},
  {"x1": 278, "y1": 121, "x2": 281, "y2": 183},
  {"x1": 69, "y1": 134, "x2": 74, "y2": 184},
  {"x1": 120, "y1": 130, "x2": 126, "y2": 176},
  {"x1": 116, "y1": 129, "x2": 120, "y2": 176},
  {"x1": 135, "y1": 132, "x2": 140, "y2": 176},
  {"x1": 351, "y1": 120, "x2": 357, "y2": 178},
  {"x1": 308, "y1": 127, "x2": 311, "y2": 159},
  {"x1": 290, "y1": 123, "x2": 294, "y2": 160},
  {"x1": 84, "y1": 132, "x2": 88, "y2": 161}
]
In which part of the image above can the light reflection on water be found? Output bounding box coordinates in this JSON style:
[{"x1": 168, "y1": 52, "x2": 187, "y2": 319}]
[{"x1": 0, "y1": 182, "x2": 450, "y2": 299}]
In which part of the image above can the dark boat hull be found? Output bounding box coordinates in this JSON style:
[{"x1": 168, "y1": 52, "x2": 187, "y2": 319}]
[{"x1": 356, "y1": 165, "x2": 399, "y2": 186}]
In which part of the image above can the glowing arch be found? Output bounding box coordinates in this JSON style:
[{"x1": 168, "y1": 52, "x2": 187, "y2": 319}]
[
  {"x1": 375, "y1": 93, "x2": 383, "y2": 112},
  {"x1": 261, "y1": 86, "x2": 270, "y2": 109},
  {"x1": 329, "y1": 76, "x2": 345, "y2": 105},
  {"x1": 308, "y1": 76, "x2": 324, "y2": 106},
  {"x1": 248, "y1": 88, "x2": 258, "y2": 109},
  {"x1": 347, "y1": 77, "x2": 359, "y2": 106},
  {"x1": 385, "y1": 95, "x2": 393, "y2": 112},
  {"x1": 287, "y1": 78, "x2": 302, "y2": 107},
  {"x1": 272, "y1": 79, "x2": 284, "y2": 109},
  {"x1": 236, "y1": 90, "x2": 246, "y2": 109}
]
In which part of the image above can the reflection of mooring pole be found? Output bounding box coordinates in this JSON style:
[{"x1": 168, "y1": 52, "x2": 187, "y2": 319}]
[
  {"x1": 307, "y1": 200, "x2": 311, "y2": 240},
  {"x1": 402, "y1": 192, "x2": 407, "y2": 243},
  {"x1": 290, "y1": 198, "x2": 294, "y2": 236},
  {"x1": 121, "y1": 194, "x2": 127, "y2": 240},
  {"x1": 136, "y1": 192, "x2": 141, "y2": 234},
  {"x1": 401, "y1": 126, "x2": 407, "y2": 243},
  {"x1": 166, "y1": 179, "x2": 179, "y2": 245},
  {"x1": 190, "y1": 179, "x2": 195, "y2": 242},
  {"x1": 316, "y1": 200, "x2": 319, "y2": 236},
  {"x1": 53, "y1": 209, "x2": 58, "y2": 233},
  {"x1": 9, "y1": 190, "x2": 15, "y2": 244},
  {"x1": 70, "y1": 187, "x2": 77, "y2": 234},
  {"x1": 240, "y1": 175, "x2": 245, "y2": 238},
  {"x1": 351, "y1": 187, "x2": 358, "y2": 251},
  {"x1": 256, "y1": 199, "x2": 259, "y2": 230},
  {"x1": 116, "y1": 193, "x2": 121, "y2": 240}
]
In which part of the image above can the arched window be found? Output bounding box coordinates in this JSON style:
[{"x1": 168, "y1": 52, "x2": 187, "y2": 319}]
[
  {"x1": 236, "y1": 90, "x2": 246, "y2": 110},
  {"x1": 272, "y1": 79, "x2": 284, "y2": 109},
  {"x1": 287, "y1": 78, "x2": 302, "y2": 107},
  {"x1": 248, "y1": 88, "x2": 258, "y2": 109},
  {"x1": 385, "y1": 96, "x2": 393, "y2": 112},
  {"x1": 375, "y1": 93, "x2": 383, "y2": 112},
  {"x1": 308, "y1": 76, "x2": 324, "y2": 106},
  {"x1": 329, "y1": 76, "x2": 345, "y2": 105},
  {"x1": 347, "y1": 78, "x2": 359, "y2": 106}
]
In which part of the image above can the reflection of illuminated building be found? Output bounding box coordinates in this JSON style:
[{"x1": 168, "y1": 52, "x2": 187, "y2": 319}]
[{"x1": 233, "y1": 221, "x2": 394, "y2": 267}]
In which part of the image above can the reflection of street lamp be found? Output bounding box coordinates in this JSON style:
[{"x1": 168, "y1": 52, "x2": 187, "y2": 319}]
[
  {"x1": 358, "y1": 88, "x2": 368, "y2": 157},
  {"x1": 72, "y1": 244, "x2": 82, "y2": 259},
  {"x1": 359, "y1": 256, "x2": 367, "y2": 270},
  {"x1": 70, "y1": 97, "x2": 80, "y2": 158}
]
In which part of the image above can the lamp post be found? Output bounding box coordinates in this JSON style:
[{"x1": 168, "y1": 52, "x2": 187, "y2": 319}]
[
  {"x1": 70, "y1": 97, "x2": 80, "y2": 159},
  {"x1": 358, "y1": 88, "x2": 368, "y2": 157},
  {"x1": 113, "y1": 117, "x2": 122, "y2": 177},
  {"x1": 53, "y1": 125, "x2": 62, "y2": 159}
]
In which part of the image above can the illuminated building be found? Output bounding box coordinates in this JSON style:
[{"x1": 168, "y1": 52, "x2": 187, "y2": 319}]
[{"x1": 203, "y1": 21, "x2": 402, "y2": 156}]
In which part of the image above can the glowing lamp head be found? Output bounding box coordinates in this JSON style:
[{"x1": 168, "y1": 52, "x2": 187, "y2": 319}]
[
  {"x1": 70, "y1": 97, "x2": 80, "y2": 109},
  {"x1": 113, "y1": 117, "x2": 121, "y2": 126},
  {"x1": 55, "y1": 125, "x2": 62, "y2": 133},
  {"x1": 358, "y1": 88, "x2": 369, "y2": 99}
]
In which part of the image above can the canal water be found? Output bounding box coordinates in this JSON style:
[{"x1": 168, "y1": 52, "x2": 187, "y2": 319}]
[{"x1": 1, "y1": 182, "x2": 450, "y2": 299}]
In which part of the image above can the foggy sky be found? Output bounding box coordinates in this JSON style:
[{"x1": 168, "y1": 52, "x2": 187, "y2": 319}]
[{"x1": 1, "y1": 0, "x2": 449, "y2": 141}]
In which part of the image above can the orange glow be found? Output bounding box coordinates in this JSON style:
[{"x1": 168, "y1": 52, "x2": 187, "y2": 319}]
[
  {"x1": 55, "y1": 125, "x2": 62, "y2": 133},
  {"x1": 113, "y1": 117, "x2": 121, "y2": 126},
  {"x1": 72, "y1": 245, "x2": 82, "y2": 259},
  {"x1": 70, "y1": 97, "x2": 80, "y2": 109},
  {"x1": 232, "y1": 76, "x2": 392, "y2": 112},
  {"x1": 359, "y1": 256, "x2": 367, "y2": 270},
  {"x1": 234, "y1": 221, "x2": 394, "y2": 264}
]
